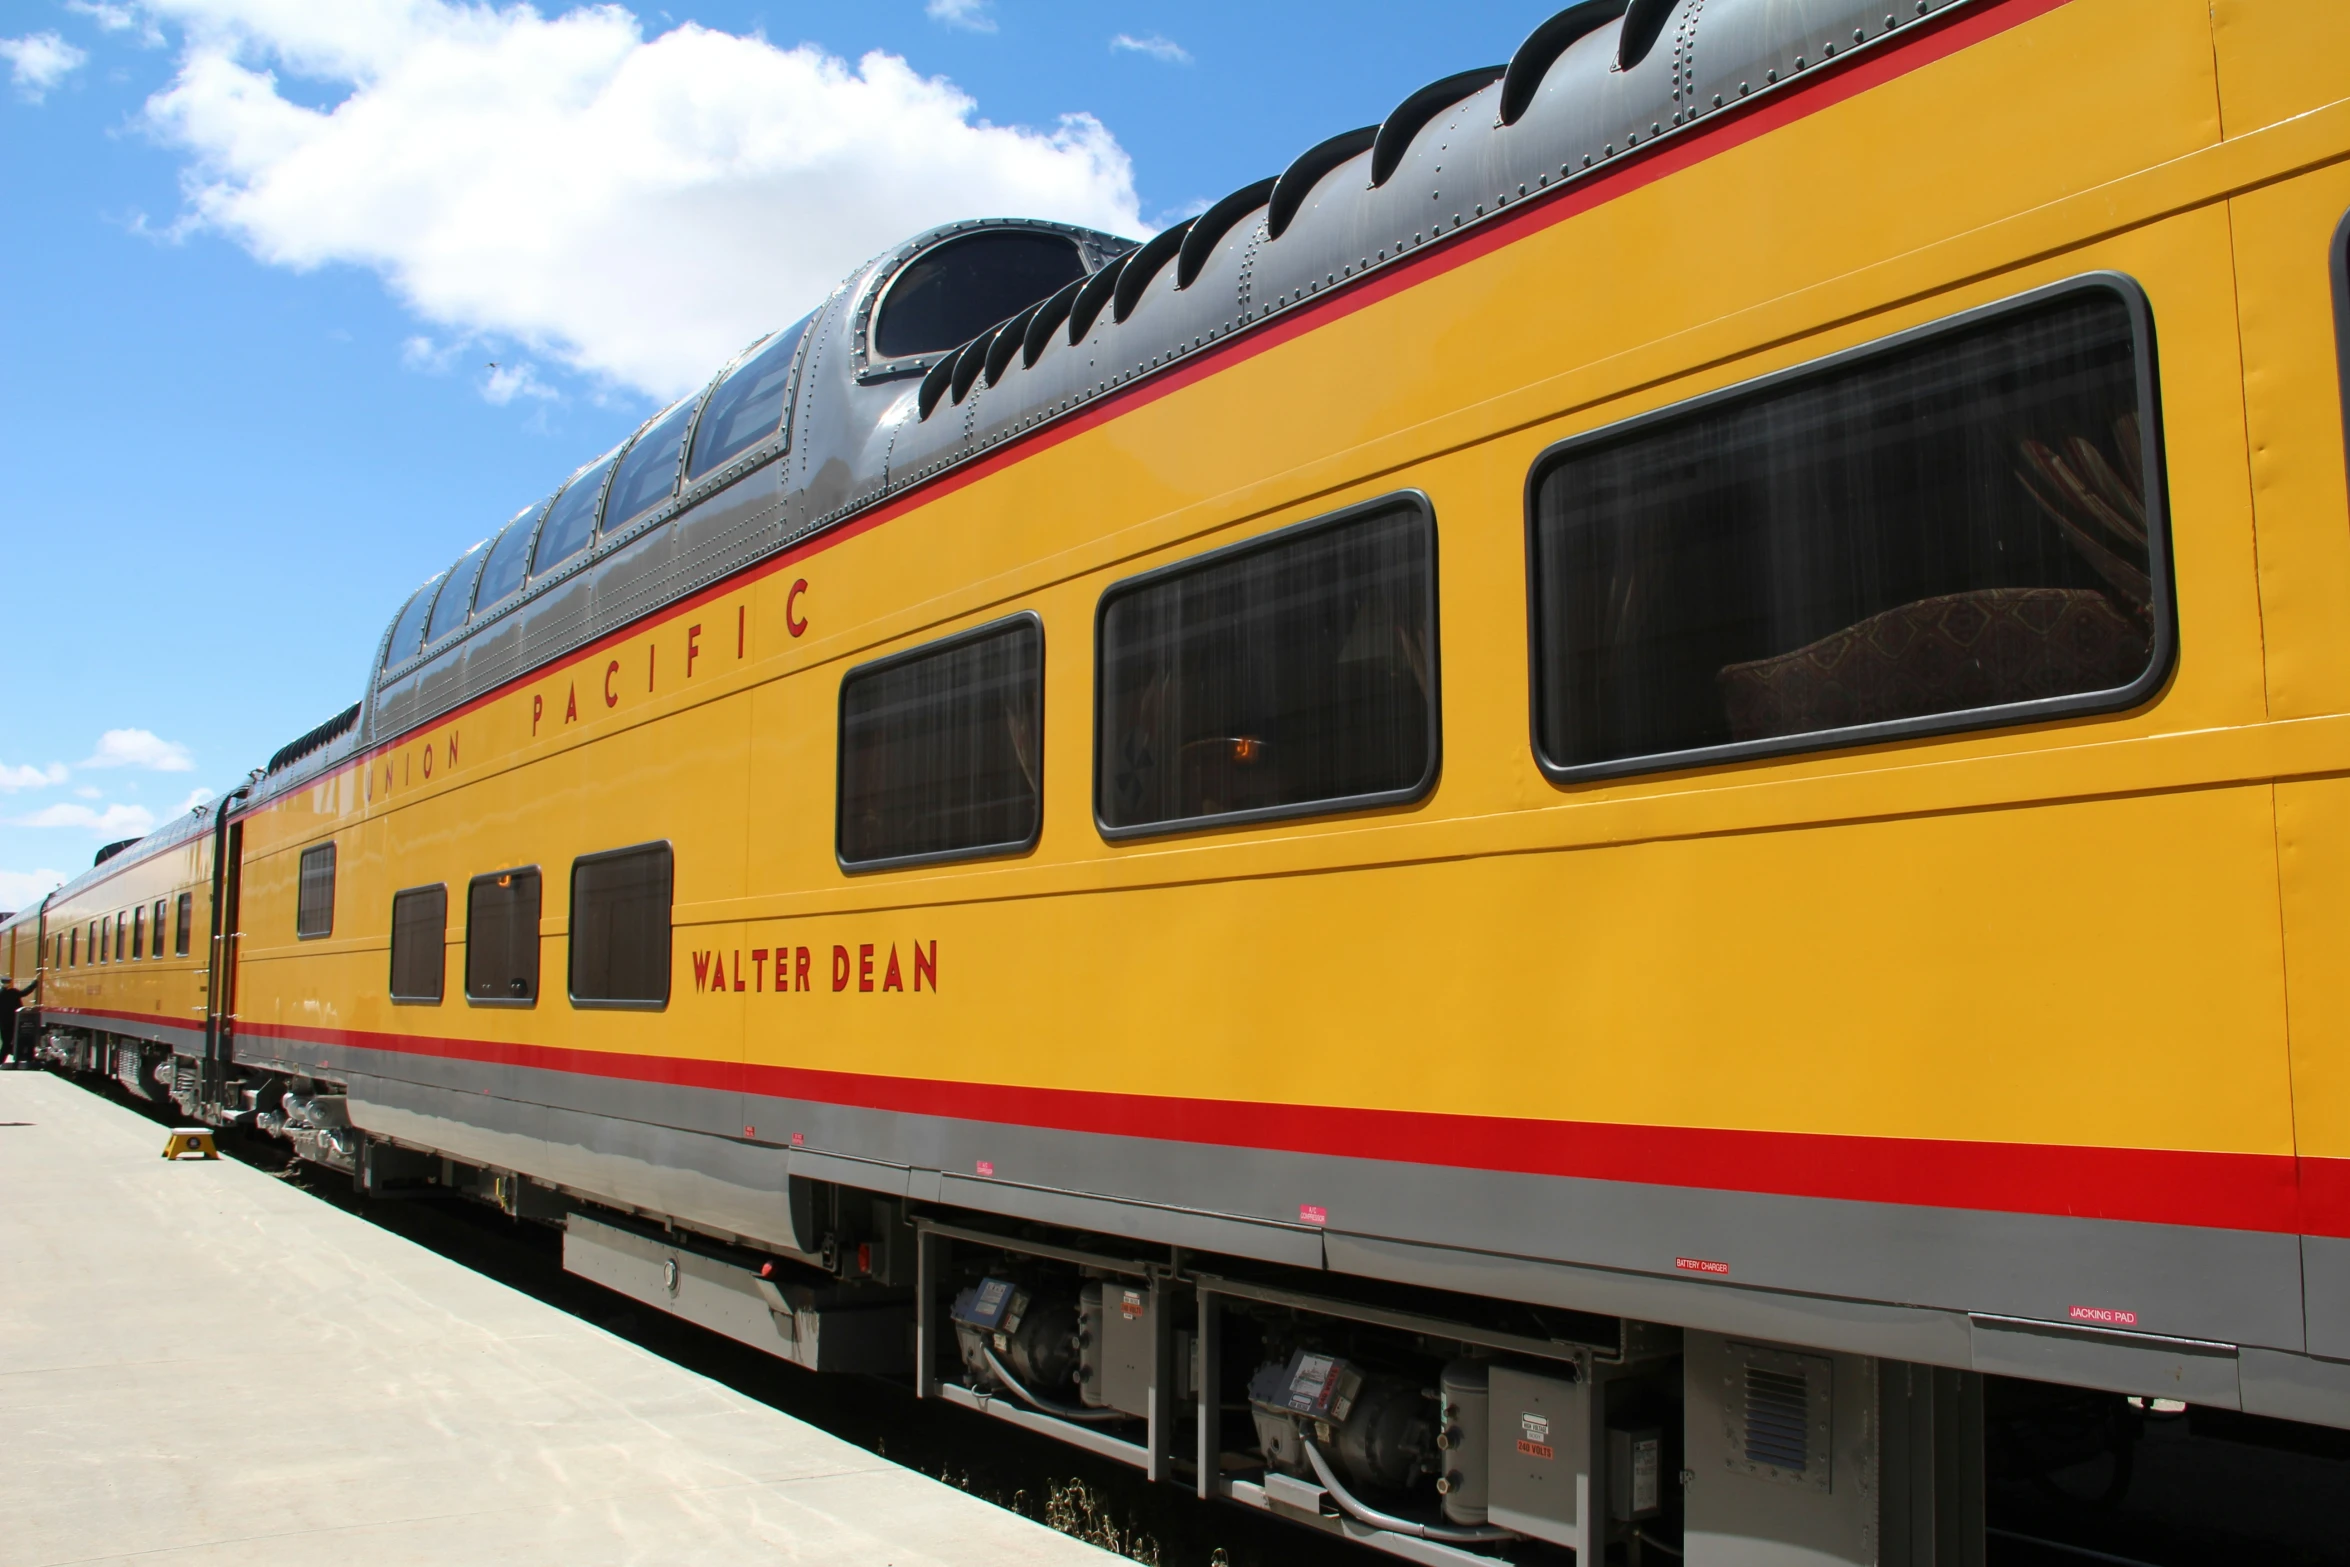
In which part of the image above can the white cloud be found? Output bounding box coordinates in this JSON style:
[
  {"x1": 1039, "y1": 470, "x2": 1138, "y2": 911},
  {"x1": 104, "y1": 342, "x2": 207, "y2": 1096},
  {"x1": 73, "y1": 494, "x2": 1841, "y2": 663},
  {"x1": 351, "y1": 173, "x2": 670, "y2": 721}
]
[
  {"x1": 11, "y1": 802, "x2": 158, "y2": 836},
  {"x1": 400, "y1": 333, "x2": 455, "y2": 372},
  {"x1": 171, "y1": 786, "x2": 216, "y2": 815},
  {"x1": 926, "y1": 0, "x2": 997, "y2": 34},
  {"x1": 74, "y1": 786, "x2": 102, "y2": 800},
  {"x1": 80, "y1": 729, "x2": 195, "y2": 772},
  {"x1": 68, "y1": 1, "x2": 165, "y2": 46},
  {"x1": 1, "y1": 31, "x2": 90, "y2": 99},
  {"x1": 1110, "y1": 33, "x2": 1190, "y2": 65},
  {"x1": 483, "y1": 359, "x2": 557, "y2": 405},
  {"x1": 0, "y1": 763, "x2": 67, "y2": 792},
  {"x1": 0, "y1": 869, "x2": 69, "y2": 910},
  {"x1": 69, "y1": 0, "x2": 138, "y2": 28},
  {"x1": 137, "y1": 1, "x2": 1142, "y2": 400}
]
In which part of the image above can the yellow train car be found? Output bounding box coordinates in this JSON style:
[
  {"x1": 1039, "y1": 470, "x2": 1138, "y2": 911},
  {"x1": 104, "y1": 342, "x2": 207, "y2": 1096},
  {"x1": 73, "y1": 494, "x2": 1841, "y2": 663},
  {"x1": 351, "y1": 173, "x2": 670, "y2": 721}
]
[
  {"x1": 37, "y1": 0, "x2": 2350, "y2": 1559},
  {"x1": 1, "y1": 906, "x2": 37, "y2": 988},
  {"x1": 37, "y1": 809, "x2": 222, "y2": 1095}
]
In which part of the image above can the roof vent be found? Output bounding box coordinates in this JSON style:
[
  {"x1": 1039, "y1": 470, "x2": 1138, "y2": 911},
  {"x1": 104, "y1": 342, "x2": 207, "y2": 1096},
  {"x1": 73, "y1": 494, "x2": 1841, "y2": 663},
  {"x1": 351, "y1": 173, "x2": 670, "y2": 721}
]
[
  {"x1": 986, "y1": 301, "x2": 1044, "y2": 386},
  {"x1": 1066, "y1": 250, "x2": 1132, "y2": 344},
  {"x1": 1267, "y1": 125, "x2": 1378, "y2": 240},
  {"x1": 266, "y1": 702, "x2": 363, "y2": 777},
  {"x1": 1112, "y1": 217, "x2": 1196, "y2": 323},
  {"x1": 1021, "y1": 276, "x2": 1085, "y2": 367},
  {"x1": 1370, "y1": 66, "x2": 1503, "y2": 186},
  {"x1": 1501, "y1": 1, "x2": 1629, "y2": 125},
  {"x1": 1176, "y1": 177, "x2": 1276, "y2": 289},
  {"x1": 1617, "y1": 0, "x2": 1679, "y2": 71}
]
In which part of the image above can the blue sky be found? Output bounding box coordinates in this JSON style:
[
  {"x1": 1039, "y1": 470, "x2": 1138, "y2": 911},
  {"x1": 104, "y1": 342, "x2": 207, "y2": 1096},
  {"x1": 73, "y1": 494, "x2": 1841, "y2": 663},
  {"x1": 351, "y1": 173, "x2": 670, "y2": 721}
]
[{"x1": 0, "y1": 0, "x2": 1562, "y2": 907}]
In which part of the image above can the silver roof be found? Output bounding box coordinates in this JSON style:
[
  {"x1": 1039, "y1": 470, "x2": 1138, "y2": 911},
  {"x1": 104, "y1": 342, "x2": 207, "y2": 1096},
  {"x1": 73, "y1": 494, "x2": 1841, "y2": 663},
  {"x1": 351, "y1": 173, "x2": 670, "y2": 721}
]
[{"x1": 218, "y1": 0, "x2": 1963, "y2": 828}]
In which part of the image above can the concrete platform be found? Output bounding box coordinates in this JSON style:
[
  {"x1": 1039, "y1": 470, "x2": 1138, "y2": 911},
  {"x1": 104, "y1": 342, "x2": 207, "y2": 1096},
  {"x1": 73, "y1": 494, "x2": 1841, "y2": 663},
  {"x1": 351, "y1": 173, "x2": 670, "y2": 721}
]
[{"x1": 0, "y1": 1073, "x2": 1103, "y2": 1566}]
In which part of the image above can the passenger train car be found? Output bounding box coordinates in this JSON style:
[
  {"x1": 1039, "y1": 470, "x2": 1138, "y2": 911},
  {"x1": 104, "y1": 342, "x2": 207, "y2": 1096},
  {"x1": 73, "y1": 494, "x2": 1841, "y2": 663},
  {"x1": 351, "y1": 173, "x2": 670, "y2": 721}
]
[{"x1": 19, "y1": 0, "x2": 2350, "y2": 1559}]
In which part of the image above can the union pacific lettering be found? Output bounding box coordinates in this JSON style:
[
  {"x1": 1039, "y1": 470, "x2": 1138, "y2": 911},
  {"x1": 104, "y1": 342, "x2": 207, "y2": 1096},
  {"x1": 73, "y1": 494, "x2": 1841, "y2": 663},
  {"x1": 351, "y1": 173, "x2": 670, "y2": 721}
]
[
  {"x1": 689, "y1": 940, "x2": 938, "y2": 995},
  {"x1": 366, "y1": 726, "x2": 461, "y2": 803},
  {"x1": 524, "y1": 588, "x2": 770, "y2": 737}
]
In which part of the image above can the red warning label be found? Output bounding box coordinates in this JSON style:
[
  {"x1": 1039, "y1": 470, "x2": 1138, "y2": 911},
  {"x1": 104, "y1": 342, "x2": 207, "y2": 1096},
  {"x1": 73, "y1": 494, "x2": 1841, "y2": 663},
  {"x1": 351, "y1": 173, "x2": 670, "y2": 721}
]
[
  {"x1": 2068, "y1": 1305, "x2": 2138, "y2": 1327},
  {"x1": 1675, "y1": 1256, "x2": 1730, "y2": 1276},
  {"x1": 1516, "y1": 1439, "x2": 1554, "y2": 1460}
]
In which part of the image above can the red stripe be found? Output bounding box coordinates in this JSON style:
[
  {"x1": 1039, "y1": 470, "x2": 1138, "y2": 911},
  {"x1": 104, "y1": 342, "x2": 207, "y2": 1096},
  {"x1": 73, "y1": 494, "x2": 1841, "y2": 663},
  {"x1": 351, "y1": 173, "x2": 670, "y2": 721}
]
[
  {"x1": 283, "y1": 0, "x2": 2073, "y2": 800},
  {"x1": 231, "y1": 1015, "x2": 2320, "y2": 1238},
  {"x1": 47, "y1": 1005, "x2": 197, "y2": 1031},
  {"x1": 2298, "y1": 1156, "x2": 2350, "y2": 1236}
]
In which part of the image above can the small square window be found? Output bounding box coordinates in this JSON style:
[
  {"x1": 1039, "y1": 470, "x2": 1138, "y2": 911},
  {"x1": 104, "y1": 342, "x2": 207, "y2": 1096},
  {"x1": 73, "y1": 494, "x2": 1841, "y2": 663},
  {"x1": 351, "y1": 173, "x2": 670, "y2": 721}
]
[
  {"x1": 297, "y1": 843, "x2": 336, "y2": 940},
  {"x1": 390, "y1": 885, "x2": 447, "y2": 1003},
  {"x1": 569, "y1": 844, "x2": 672, "y2": 1007},
  {"x1": 466, "y1": 868, "x2": 540, "y2": 1005}
]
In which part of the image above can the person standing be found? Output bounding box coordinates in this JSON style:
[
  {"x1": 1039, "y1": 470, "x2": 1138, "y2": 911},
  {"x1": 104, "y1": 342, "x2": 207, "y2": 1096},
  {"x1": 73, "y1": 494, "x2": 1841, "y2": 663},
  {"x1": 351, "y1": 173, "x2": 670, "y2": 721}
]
[{"x1": 0, "y1": 975, "x2": 28, "y2": 1068}]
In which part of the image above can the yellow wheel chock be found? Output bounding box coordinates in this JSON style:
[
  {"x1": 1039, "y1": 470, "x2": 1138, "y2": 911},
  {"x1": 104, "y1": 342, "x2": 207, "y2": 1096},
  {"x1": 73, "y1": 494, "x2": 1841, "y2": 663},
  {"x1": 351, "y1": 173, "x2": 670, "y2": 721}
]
[{"x1": 162, "y1": 1127, "x2": 218, "y2": 1161}]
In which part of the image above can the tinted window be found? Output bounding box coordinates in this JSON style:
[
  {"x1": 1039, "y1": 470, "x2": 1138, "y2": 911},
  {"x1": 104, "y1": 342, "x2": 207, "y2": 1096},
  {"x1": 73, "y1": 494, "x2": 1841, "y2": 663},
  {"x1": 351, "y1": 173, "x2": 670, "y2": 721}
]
[
  {"x1": 297, "y1": 843, "x2": 335, "y2": 940},
  {"x1": 390, "y1": 884, "x2": 446, "y2": 1003},
  {"x1": 874, "y1": 232, "x2": 1087, "y2": 358},
  {"x1": 1528, "y1": 287, "x2": 2163, "y2": 777},
  {"x1": 465, "y1": 868, "x2": 540, "y2": 1004},
  {"x1": 424, "y1": 540, "x2": 488, "y2": 643},
  {"x1": 152, "y1": 900, "x2": 166, "y2": 959},
  {"x1": 531, "y1": 453, "x2": 619, "y2": 576},
  {"x1": 131, "y1": 904, "x2": 144, "y2": 959},
  {"x1": 1097, "y1": 500, "x2": 1438, "y2": 835},
  {"x1": 840, "y1": 617, "x2": 1043, "y2": 869},
  {"x1": 569, "y1": 843, "x2": 672, "y2": 1005},
  {"x1": 688, "y1": 318, "x2": 809, "y2": 482},
  {"x1": 601, "y1": 398, "x2": 698, "y2": 530},
  {"x1": 381, "y1": 577, "x2": 444, "y2": 671},
  {"x1": 113, "y1": 914, "x2": 124, "y2": 960},
  {"x1": 473, "y1": 506, "x2": 542, "y2": 614},
  {"x1": 175, "y1": 892, "x2": 192, "y2": 956}
]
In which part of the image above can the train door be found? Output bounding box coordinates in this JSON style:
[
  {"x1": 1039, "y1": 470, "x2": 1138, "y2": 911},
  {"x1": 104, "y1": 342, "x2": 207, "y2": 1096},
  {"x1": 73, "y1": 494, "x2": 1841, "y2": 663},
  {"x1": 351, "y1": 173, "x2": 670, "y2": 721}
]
[
  {"x1": 2230, "y1": 156, "x2": 2350, "y2": 1357},
  {"x1": 204, "y1": 819, "x2": 245, "y2": 1069}
]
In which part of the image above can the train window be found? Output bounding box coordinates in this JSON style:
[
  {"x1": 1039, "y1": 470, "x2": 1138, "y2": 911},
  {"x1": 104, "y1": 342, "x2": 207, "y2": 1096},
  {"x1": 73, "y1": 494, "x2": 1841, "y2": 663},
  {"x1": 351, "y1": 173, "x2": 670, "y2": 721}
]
[
  {"x1": 382, "y1": 576, "x2": 444, "y2": 672},
  {"x1": 1096, "y1": 496, "x2": 1439, "y2": 836},
  {"x1": 472, "y1": 505, "x2": 541, "y2": 616},
  {"x1": 1527, "y1": 280, "x2": 2169, "y2": 779},
  {"x1": 465, "y1": 868, "x2": 540, "y2": 1006},
  {"x1": 424, "y1": 540, "x2": 488, "y2": 644},
  {"x1": 601, "y1": 398, "x2": 698, "y2": 533},
  {"x1": 69, "y1": 929, "x2": 77, "y2": 966},
  {"x1": 175, "y1": 892, "x2": 192, "y2": 956},
  {"x1": 153, "y1": 900, "x2": 167, "y2": 959},
  {"x1": 873, "y1": 232, "x2": 1087, "y2": 359},
  {"x1": 688, "y1": 317, "x2": 810, "y2": 482},
  {"x1": 531, "y1": 452, "x2": 620, "y2": 578},
  {"x1": 838, "y1": 615, "x2": 1044, "y2": 870},
  {"x1": 297, "y1": 844, "x2": 336, "y2": 940},
  {"x1": 114, "y1": 913, "x2": 125, "y2": 960},
  {"x1": 131, "y1": 905, "x2": 144, "y2": 960},
  {"x1": 389, "y1": 885, "x2": 447, "y2": 1004},
  {"x1": 569, "y1": 843, "x2": 672, "y2": 1006}
]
